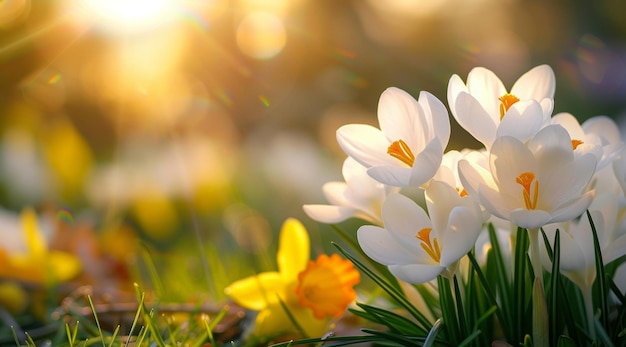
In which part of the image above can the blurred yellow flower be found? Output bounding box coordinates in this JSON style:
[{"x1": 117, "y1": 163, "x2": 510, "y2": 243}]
[
  {"x1": 0, "y1": 208, "x2": 81, "y2": 285},
  {"x1": 224, "y1": 218, "x2": 359, "y2": 339}
]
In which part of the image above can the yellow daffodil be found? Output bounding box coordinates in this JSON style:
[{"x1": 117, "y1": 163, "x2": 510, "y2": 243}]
[
  {"x1": 224, "y1": 218, "x2": 359, "y2": 339},
  {"x1": 0, "y1": 208, "x2": 81, "y2": 285}
]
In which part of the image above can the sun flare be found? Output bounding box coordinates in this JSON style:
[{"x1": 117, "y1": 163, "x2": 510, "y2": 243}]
[{"x1": 80, "y1": 0, "x2": 178, "y2": 34}]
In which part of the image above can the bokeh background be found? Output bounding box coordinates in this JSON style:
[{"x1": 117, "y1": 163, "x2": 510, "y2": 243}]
[{"x1": 0, "y1": 0, "x2": 625, "y2": 301}]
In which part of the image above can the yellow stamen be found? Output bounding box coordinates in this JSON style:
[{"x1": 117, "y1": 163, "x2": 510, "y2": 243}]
[
  {"x1": 456, "y1": 187, "x2": 468, "y2": 197},
  {"x1": 571, "y1": 139, "x2": 584, "y2": 150},
  {"x1": 416, "y1": 227, "x2": 441, "y2": 263},
  {"x1": 499, "y1": 93, "x2": 520, "y2": 120},
  {"x1": 387, "y1": 139, "x2": 415, "y2": 167},
  {"x1": 516, "y1": 171, "x2": 539, "y2": 210}
]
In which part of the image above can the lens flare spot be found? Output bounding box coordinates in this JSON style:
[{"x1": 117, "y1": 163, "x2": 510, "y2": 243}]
[
  {"x1": 48, "y1": 73, "x2": 62, "y2": 85},
  {"x1": 56, "y1": 209, "x2": 74, "y2": 224},
  {"x1": 259, "y1": 95, "x2": 270, "y2": 107},
  {"x1": 236, "y1": 12, "x2": 286, "y2": 60}
]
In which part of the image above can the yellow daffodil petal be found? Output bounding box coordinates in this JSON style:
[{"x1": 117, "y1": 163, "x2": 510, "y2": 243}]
[
  {"x1": 253, "y1": 301, "x2": 330, "y2": 339},
  {"x1": 224, "y1": 272, "x2": 284, "y2": 310},
  {"x1": 20, "y1": 208, "x2": 46, "y2": 258},
  {"x1": 48, "y1": 251, "x2": 82, "y2": 282},
  {"x1": 277, "y1": 218, "x2": 310, "y2": 282}
]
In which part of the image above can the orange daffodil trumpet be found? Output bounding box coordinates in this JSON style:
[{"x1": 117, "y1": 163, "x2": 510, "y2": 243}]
[
  {"x1": 224, "y1": 218, "x2": 359, "y2": 339},
  {"x1": 356, "y1": 181, "x2": 483, "y2": 283},
  {"x1": 336, "y1": 88, "x2": 450, "y2": 188},
  {"x1": 447, "y1": 65, "x2": 555, "y2": 150}
]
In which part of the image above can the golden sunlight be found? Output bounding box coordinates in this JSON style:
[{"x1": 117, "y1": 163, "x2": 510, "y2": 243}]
[{"x1": 79, "y1": 0, "x2": 178, "y2": 34}]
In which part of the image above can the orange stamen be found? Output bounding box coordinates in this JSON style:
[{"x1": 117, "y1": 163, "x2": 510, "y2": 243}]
[
  {"x1": 499, "y1": 93, "x2": 520, "y2": 120},
  {"x1": 416, "y1": 227, "x2": 441, "y2": 263},
  {"x1": 516, "y1": 171, "x2": 539, "y2": 210},
  {"x1": 387, "y1": 139, "x2": 415, "y2": 167},
  {"x1": 456, "y1": 187, "x2": 468, "y2": 197},
  {"x1": 571, "y1": 139, "x2": 584, "y2": 150}
]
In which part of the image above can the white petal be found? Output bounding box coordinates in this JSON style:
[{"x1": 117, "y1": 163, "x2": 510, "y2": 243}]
[
  {"x1": 336, "y1": 124, "x2": 395, "y2": 167},
  {"x1": 377, "y1": 87, "x2": 424, "y2": 148},
  {"x1": 368, "y1": 166, "x2": 411, "y2": 187},
  {"x1": 511, "y1": 64, "x2": 556, "y2": 100},
  {"x1": 322, "y1": 182, "x2": 350, "y2": 206},
  {"x1": 546, "y1": 191, "x2": 595, "y2": 224},
  {"x1": 417, "y1": 91, "x2": 450, "y2": 148},
  {"x1": 424, "y1": 180, "x2": 460, "y2": 235},
  {"x1": 582, "y1": 115, "x2": 621, "y2": 145},
  {"x1": 439, "y1": 205, "x2": 483, "y2": 266},
  {"x1": 604, "y1": 234, "x2": 626, "y2": 264},
  {"x1": 302, "y1": 204, "x2": 356, "y2": 224},
  {"x1": 478, "y1": 184, "x2": 518, "y2": 221},
  {"x1": 381, "y1": 193, "x2": 431, "y2": 241},
  {"x1": 447, "y1": 74, "x2": 468, "y2": 119},
  {"x1": 490, "y1": 136, "x2": 537, "y2": 194},
  {"x1": 528, "y1": 125, "x2": 574, "y2": 165},
  {"x1": 540, "y1": 98, "x2": 554, "y2": 118},
  {"x1": 543, "y1": 225, "x2": 588, "y2": 271},
  {"x1": 453, "y1": 92, "x2": 497, "y2": 148},
  {"x1": 540, "y1": 154, "x2": 596, "y2": 209},
  {"x1": 409, "y1": 139, "x2": 443, "y2": 187},
  {"x1": 458, "y1": 157, "x2": 493, "y2": 198},
  {"x1": 508, "y1": 209, "x2": 552, "y2": 229},
  {"x1": 357, "y1": 225, "x2": 420, "y2": 265},
  {"x1": 497, "y1": 100, "x2": 546, "y2": 142},
  {"x1": 551, "y1": 112, "x2": 585, "y2": 139},
  {"x1": 389, "y1": 263, "x2": 446, "y2": 284},
  {"x1": 466, "y1": 67, "x2": 507, "y2": 118}
]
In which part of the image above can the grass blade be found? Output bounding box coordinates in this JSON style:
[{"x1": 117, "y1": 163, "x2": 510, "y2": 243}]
[
  {"x1": 333, "y1": 242, "x2": 431, "y2": 332},
  {"x1": 548, "y1": 229, "x2": 561, "y2": 347},
  {"x1": 87, "y1": 295, "x2": 106, "y2": 347},
  {"x1": 424, "y1": 318, "x2": 443, "y2": 347},
  {"x1": 438, "y1": 276, "x2": 459, "y2": 344},
  {"x1": 587, "y1": 210, "x2": 609, "y2": 333},
  {"x1": 466, "y1": 251, "x2": 512, "y2": 343}
]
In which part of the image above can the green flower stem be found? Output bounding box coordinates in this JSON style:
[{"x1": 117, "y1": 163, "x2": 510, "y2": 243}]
[
  {"x1": 528, "y1": 227, "x2": 548, "y2": 347},
  {"x1": 532, "y1": 278, "x2": 549, "y2": 347},
  {"x1": 582, "y1": 284, "x2": 596, "y2": 340},
  {"x1": 527, "y1": 228, "x2": 543, "y2": 285}
]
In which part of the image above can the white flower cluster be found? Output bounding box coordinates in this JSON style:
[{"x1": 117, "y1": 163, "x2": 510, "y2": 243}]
[{"x1": 304, "y1": 65, "x2": 626, "y2": 288}]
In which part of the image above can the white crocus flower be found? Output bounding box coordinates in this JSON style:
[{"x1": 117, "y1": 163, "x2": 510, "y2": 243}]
[
  {"x1": 460, "y1": 124, "x2": 597, "y2": 230},
  {"x1": 357, "y1": 181, "x2": 483, "y2": 284},
  {"x1": 550, "y1": 113, "x2": 622, "y2": 169},
  {"x1": 337, "y1": 87, "x2": 450, "y2": 187},
  {"x1": 447, "y1": 65, "x2": 555, "y2": 150},
  {"x1": 303, "y1": 157, "x2": 396, "y2": 225}
]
